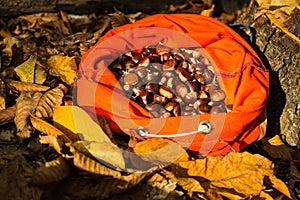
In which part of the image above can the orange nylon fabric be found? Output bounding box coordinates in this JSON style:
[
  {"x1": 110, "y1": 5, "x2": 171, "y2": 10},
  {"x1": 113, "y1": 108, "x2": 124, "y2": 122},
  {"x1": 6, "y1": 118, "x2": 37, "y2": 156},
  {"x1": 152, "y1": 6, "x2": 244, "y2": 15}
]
[{"x1": 76, "y1": 14, "x2": 269, "y2": 156}]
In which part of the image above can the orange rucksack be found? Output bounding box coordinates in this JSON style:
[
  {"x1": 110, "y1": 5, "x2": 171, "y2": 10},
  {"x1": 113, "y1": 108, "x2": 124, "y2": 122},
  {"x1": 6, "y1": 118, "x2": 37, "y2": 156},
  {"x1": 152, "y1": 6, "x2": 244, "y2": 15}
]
[{"x1": 75, "y1": 14, "x2": 269, "y2": 157}]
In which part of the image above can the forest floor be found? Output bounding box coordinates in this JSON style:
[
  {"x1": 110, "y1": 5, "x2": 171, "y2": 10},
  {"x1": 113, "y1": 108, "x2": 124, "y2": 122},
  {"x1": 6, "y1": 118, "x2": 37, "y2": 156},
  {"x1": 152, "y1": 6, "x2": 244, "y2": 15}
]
[{"x1": 0, "y1": 0, "x2": 299, "y2": 200}]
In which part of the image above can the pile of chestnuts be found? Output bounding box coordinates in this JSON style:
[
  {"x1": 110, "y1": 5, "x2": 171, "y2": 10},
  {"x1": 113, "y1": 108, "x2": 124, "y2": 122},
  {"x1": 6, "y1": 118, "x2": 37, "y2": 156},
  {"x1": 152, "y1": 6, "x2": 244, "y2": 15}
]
[{"x1": 108, "y1": 46, "x2": 230, "y2": 118}]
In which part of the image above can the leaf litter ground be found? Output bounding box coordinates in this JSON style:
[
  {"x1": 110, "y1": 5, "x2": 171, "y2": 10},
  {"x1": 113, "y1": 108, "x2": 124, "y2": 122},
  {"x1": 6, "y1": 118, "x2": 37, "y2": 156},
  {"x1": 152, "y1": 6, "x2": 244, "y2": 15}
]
[{"x1": 0, "y1": 0, "x2": 299, "y2": 199}]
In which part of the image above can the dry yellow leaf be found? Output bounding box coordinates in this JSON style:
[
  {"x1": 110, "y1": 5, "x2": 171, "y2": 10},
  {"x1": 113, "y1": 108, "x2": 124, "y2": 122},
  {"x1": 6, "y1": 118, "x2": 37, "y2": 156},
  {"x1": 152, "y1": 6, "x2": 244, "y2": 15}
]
[
  {"x1": 176, "y1": 152, "x2": 280, "y2": 198},
  {"x1": 268, "y1": 175, "x2": 291, "y2": 199},
  {"x1": 35, "y1": 63, "x2": 47, "y2": 84},
  {"x1": 258, "y1": 191, "x2": 274, "y2": 200},
  {"x1": 14, "y1": 56, "x2": 36, "y2": 83},
  {"x1": 201, "y1": 5, "x2": 214, "y2": 17},
  {"x1": 268, "y1": 135, "x2": 285, "y2": 145},
  {"x1": 3, "y1": 36, "x2": 20, "y2": 56},
  {"x1": 270, "y1": 0, "x2": 298, "y2": 15},
  {"x1": 134, "y1": 138, "x2": 189, "y2": 167},
  {"x1": 53, "y1": 106, "x2": 125, "y2": 169},
  {"x1": 47, "y1": 55, "x2": 77, "y2": 85}
]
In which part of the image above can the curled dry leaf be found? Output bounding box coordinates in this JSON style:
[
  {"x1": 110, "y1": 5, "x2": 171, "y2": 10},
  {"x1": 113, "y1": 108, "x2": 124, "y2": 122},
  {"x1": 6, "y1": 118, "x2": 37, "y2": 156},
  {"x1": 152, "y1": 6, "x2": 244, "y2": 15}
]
[
  {"x1": 53, "y1": 106, "x2": 125, "y2": 169},
  {"x1": 30, "y1": 115, "x2": 64, "y2": 138},
  {"x1": 9, "y1": 81, "x2": 50, "y2": 92},
  {"x1": 15, "y1": 92, "x2": 42, "y2": 138},
  {"x1": 72, "y1": 148, "x2": 121, "y2": 178},
  {"x1": 0, "y1": 105, "x2": 16, "y2": 124},
  {"x1": 47, "y1": 55, "x2": 77, "y2": 85},
  {"x1": 173, "y1": 152, "x2": 291, "y2": 198},
  {"x1": 34, "y1": 85, "x2": 64, "y2": 118},
  {"x1": 134, "y1": 138, "x2": 189, "y2": 167},
  {"x1": 30, "y1": 157, "x2": 72, "y2": 185}
]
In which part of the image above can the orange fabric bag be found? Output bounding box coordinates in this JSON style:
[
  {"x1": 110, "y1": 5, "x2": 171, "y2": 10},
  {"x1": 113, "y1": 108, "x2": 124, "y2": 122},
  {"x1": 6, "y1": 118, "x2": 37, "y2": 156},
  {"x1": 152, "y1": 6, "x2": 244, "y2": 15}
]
[{"x1": 75, "y1": 14, "x2": 269, "y2": 157}]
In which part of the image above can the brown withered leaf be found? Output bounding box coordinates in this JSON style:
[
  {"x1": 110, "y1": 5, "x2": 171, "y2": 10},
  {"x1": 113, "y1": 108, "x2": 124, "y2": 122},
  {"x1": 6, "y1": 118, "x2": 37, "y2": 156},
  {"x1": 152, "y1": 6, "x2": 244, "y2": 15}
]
[
  {"x1": 9, "y1": 81, "x2": 50, "y2": 93},
  {"x1": 30, "y1": 157, "x2": 72, "y2": 185},
  {"x1": 169, "y1": 2, "x2": 190, "y2": 12},
  {"x1": 19, "y1": 13, "x2": 54, "y2": 25},
  {"x1": 61, "y1": 158, "x2": 150, "y2": 199},
  {"x1": 59, "y1": 10, "x2": 73, "y2": 35},
  {"x1": 108, "y1": 8, "x2": 131, "y2": 28},
  {"x1": 146, "y1": 173, "x2": 177, "y2": 200},
  {"x1": 15, "y1": 92, "x2": 42, "y2": 138},
  {"x1": 163, "y1": 168, "x2": 205, "y2": 197},
  {"x1": 30, "y1": 115, "x2": 65, "y2": 138},
  {"x1": 0, "y1": 155, "x2": 42, "y2": 200},
  {"x1": 170, "y1": 152, "x2": 291, "y2": 199},
  {"x1": 0, "y1": 105, "x2": 16, "y2": 124},
  {"x1": 260, "y1": 135, "x2": 295, "y2": 161},
  {"x1": 34, "y1": 85, "x2": 64, "y2": 118},
  {"x1": 134, "y1": 138, "x2": 189, "y2": 167},
  {"x1": 71, "y1": 148, "x2": 121, "y2": 178}
]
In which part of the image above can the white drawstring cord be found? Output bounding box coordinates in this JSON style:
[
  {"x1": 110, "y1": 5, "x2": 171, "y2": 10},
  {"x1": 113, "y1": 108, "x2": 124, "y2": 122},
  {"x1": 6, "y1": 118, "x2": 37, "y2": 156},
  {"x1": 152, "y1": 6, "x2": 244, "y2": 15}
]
[{"x1": 124, "y1": 120, "x2": 212, "y2": 138}]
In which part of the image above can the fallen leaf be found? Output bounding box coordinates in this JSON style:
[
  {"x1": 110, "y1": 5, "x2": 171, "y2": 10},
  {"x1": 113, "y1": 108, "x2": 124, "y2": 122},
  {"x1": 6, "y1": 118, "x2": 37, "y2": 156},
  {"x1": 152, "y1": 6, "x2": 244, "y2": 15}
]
[
  {"x1": 0, "y1": 105, "x2": 16, "y2": 125},
  {"x1": 14, "y1": 55, "x2": 37, "y2": 83},
  {"x1": 169, "y1": 2, "x2": 190, "y2": 12},
  {"x1": 9, "y1": 81, "x2": 50, "y2": 92},
  {"x1": 53, "y1": 106, "x2": 125, "y2": 169},
  {"x1": 30, "y1": 115, "x2": 65, "y2": 138},
  {"x1": 71, "y1": 147, "x2": 121, "y2": 177},
  {"x1": 2, "y1": 36, "x2": 20, "y2": 56},
  {"x1": 47, "y1": 55, "x2": 77, "y2": 85},
  {"x1": 0, "y1": 96, "x2": 5, "y2": 110},
  {"x1": 163, "y1": 169, "x2": 205, "y2": 197},
  {"x1": 268, "y1": 135, "x2": 285, "y2": 145},
  {"x1": 30, "y1": 157, "x2": 72, "y2": 185},
  {"x1": 175, "y1": 152, "x2": 281, "y2": 198},
  {"x1": 268, "y1": 175, "x2": 292, "y2": 199},
  {"x1": 134, "y1": 138, "x2": 189, "y2": 167},
  {"x1": 108, "y1": 9, "x2": 131, "y2": 28},
  {"x1": 258, "y1": 191, "x2": 275, "y2": 200},
  {"x1": 270, "y1": 0, "x2": 298, "y2": 15},
  {"x1": 60, "y1": 165, "x2": 149, "y2": 199},
  {"x1": 260, "y1": 136, "x2": 294, "y2": 161},
  {"x1": 15, "y1": 92, "x2": 42, "y2": 138},
  {"x1": 34, "y1": 85, "x2": 64, "y2": 118},
  {"x1": 201, "y1": 5, "x2": 214, "y2": 17},
  {"x1": 35, "y1": 62, "x2": 47, "y2": 84}
]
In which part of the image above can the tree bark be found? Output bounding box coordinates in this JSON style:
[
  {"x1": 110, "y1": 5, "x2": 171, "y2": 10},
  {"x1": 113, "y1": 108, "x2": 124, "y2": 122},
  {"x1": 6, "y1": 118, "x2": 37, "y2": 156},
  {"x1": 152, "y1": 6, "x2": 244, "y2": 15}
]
[
  {"x1": 236, "y1": 2, "x2": 300, "y2": 146},
  {"x1": 0, "y1": 0, "x2": 187, "y2": 17}
]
